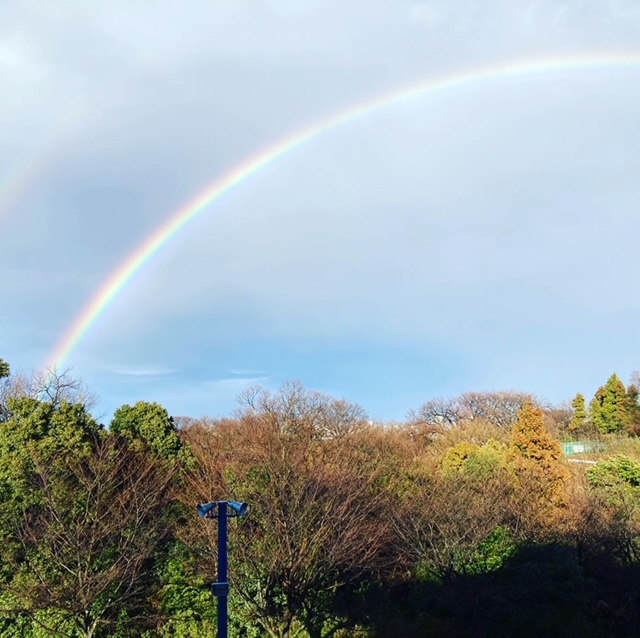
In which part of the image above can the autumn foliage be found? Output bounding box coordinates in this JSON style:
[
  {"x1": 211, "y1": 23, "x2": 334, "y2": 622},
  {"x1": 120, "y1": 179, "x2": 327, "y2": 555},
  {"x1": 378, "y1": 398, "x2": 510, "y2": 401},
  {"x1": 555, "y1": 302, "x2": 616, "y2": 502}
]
[{"x1": 1, "y1": 359, "x2": 640, "y2": 636}]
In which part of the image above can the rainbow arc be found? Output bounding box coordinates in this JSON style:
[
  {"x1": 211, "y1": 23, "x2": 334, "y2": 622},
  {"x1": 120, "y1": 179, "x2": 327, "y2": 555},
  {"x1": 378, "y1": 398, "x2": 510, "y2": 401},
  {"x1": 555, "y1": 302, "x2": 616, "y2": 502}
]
[{"x1": 45, "y1": 52, "x2": 640, "y2": 370}]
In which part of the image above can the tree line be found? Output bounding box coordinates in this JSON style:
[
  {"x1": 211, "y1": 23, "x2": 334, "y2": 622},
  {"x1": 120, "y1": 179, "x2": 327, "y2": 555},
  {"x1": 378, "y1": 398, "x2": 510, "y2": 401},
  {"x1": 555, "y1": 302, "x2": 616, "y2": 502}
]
[
  {"x1": 2, "y1": 358, "x2": 640, "y2": 636},
  {"x1": 569, "y1": 372, "x2": 640, "y2": 435}
]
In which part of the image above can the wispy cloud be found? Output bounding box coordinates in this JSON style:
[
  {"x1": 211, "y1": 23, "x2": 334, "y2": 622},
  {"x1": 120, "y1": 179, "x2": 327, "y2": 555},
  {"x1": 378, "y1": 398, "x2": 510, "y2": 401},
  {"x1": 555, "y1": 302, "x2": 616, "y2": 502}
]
[
  {"x1": 3, "y1": 0, "x2": 640, "y2": 421},
  {"x1": 227, "y1": 369, "x2": 267, "y2": 376},
  {"x1": 105, "y1": 364, "x2": 177, "y2": 377}
]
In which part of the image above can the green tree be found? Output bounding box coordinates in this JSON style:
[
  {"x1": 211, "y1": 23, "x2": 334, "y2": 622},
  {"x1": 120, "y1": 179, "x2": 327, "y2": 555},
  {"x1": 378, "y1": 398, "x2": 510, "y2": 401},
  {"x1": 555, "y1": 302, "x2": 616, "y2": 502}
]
[
  {"x1": 441, "y1": 439, "x2": 507, "y2": 480},
  {"x1": 569, "y1": 393, "x2": 588, "y2": 432},
  {"x1": 151, "y1": 542, "x2": 218, "y2": 638},
  {"x1": 587, "y1": 455, "x2": 640, "y2": 490},
  {"x1": 110, "y1": 401, "x2": 183, "y2": 460},
  {"x1": 0, "y1": 389, "x2": 187, "y2": 638},
  {"x1": 589, "y1": 373, "x2": 629, "y2": 434},
  {"x1": 1, "y1": 437, "x2": 177, "y2": 637},
  {"x1": 585, "y1": 455, "x2": 640, "y2": 565},
  {"x1": 0, "y1": 359, "x2": 9, "y2": 379},
  {"x1": 0, "y1": 396, "x2": 101, "y2": 635},
  {"x1": 0, "y1": 397, "x2": 102, "y2": 523}
]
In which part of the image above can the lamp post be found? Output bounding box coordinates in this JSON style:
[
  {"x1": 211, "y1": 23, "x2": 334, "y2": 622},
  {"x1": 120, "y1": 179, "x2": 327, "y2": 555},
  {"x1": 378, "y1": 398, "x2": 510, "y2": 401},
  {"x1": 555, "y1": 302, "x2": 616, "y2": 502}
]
[{"x1": 197, "y1": 500, "x2": 249, "y2": 638}]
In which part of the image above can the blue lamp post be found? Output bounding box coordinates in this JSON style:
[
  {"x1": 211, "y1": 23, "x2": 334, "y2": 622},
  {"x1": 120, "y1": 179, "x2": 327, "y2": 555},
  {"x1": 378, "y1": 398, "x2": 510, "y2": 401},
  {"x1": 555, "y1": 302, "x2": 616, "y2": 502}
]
[{"x1": 197, "y1": 500, "x2": 249, "y2": 638}]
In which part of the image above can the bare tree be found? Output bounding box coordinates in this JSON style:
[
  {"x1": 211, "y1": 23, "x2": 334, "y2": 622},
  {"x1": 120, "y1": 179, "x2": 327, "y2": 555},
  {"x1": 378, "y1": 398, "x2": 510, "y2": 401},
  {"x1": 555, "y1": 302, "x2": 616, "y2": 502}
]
[
  {"x1": 410, "y1": 390, "x2": 538, "y2": 432},
  {"x1": 544, "y1": 402, "x2": 574, "y2": 438},
  {"x1": 181, "y1": 391, "x2": 393, "y2": 638},
  {"x1": 392, "y1": 469, "x2": 516, "y2": 583},
  {"x1": 459, "y1": 391, "x2": 536, "y2": 428},
  {"x1": 237, "y1": 381, "x2": 369, "y2": 440},
  {"x1": 408, "y1": 396, "x2": 462, "y2": 427},
  {"x1": 1, "y1": 367, "x2": 98, "y2": 417}
]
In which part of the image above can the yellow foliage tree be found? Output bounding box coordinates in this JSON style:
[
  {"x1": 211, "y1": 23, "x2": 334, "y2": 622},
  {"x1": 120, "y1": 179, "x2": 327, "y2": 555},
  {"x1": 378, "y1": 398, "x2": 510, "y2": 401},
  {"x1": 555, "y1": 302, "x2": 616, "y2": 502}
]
[
  {"x1": 508, "y1": 400, "x2": 570, "y2": 521},
  {"x1": 442, "y1": 439, "x2": 507, "y2": 479}
]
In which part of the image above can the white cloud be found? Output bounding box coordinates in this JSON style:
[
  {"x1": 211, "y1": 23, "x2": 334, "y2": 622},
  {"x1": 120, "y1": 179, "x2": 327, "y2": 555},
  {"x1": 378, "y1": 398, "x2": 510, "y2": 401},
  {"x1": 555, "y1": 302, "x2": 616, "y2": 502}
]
[
  {"x1": 3, "y1": 0, "x2": 640, "y2": 417},
  {"x1": 227, "y1": 369, "x2": 268, "y2": 376},
  {"x1": 104, "y1": 364, "x2": 177, "y2": 377}
]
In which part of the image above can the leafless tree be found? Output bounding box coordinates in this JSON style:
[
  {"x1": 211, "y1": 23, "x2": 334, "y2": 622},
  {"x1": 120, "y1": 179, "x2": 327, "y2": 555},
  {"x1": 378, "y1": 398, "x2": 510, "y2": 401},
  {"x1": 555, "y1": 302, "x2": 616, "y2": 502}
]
[
  {"x1": 410, "y1": 390, "x2": 538, "y2": 431},
  {"x1": 181, "y1": 392, "x2": 394, "y2": 638},
  {"x1": 544, "y1": 402, "x2": 574, "y2": 438},
  {"x1": 1, "y1": 367, "x2": 98, "y2": 417},
  {"x1": 630, "y1": 371, "x2": 640, "y2": 392},
  {"x1": 459, "y1": 391, "x2": 537, "y2": 428},
  {"x1": 237, "y1": 381, "x2": 369, "y2": 440},
  {"x1": 392, "y1": 469, "x2": 516, "y2": 583},
  {"x1": 408, "y1": 396, "x2": 462, "y2": 427}
]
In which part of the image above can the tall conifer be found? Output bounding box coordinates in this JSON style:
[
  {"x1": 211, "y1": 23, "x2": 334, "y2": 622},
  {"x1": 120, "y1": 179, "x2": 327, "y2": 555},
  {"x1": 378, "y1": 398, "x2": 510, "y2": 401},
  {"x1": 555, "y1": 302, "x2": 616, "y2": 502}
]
[
  {"x1": 569, "y1": 393, "x2": 588, "y2": 432},
  {"x1": 509, "y1": 400, "x2": 568, "y2": 509},
  {"x1": 589, "y1": 373, "x2": 629, "y2": 434}
]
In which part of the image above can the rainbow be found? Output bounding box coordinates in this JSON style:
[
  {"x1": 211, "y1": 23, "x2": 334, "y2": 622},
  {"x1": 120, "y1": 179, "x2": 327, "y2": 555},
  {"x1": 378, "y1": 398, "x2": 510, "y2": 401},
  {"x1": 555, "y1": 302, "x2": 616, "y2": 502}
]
[
  {"x1": 46, "y1": 51, "x2": 640, "y2": 371},
  {"x1": 0, "y1": 140, "x2": 62, "y2": 225},
  {"x1": 0, "y1": 65, "x2": 159, "y2": 225},
  {"x1": 0, "y1": 105, "x2": 97, "y2": 225}
]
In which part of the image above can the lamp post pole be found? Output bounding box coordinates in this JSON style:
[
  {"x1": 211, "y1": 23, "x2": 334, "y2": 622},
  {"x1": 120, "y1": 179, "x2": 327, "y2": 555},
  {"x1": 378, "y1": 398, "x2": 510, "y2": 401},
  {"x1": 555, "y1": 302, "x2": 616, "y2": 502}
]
[
  {"x1": 197, "y1": 500, "x2": 248, "y2": 638},
  {"x1": 217, "y1": 501, "x2": 228, "y2": 638}
]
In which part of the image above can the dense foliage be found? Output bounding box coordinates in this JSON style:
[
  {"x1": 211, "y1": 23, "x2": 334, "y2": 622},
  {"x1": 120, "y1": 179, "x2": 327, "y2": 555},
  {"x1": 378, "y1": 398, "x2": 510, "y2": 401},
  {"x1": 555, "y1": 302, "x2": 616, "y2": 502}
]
[{"x1": 2, "y1": 359, "x2": 640, "y2": 636}]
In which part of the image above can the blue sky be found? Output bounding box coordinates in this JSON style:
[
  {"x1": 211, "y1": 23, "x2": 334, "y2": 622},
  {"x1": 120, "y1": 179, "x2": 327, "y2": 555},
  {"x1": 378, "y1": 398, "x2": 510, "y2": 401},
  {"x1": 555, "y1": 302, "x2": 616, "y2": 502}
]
[{"x1": 2, "y1": 0, "x2": 640, "y2": 421}]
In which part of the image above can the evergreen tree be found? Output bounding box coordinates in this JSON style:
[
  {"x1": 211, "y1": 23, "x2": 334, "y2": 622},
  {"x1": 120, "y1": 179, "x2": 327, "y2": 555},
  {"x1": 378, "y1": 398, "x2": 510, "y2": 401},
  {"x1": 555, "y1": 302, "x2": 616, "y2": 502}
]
[
  {"x1": 589, "y1": 373, "x2": 629, "y2": 434},
  {"x1": 510, "y1": 401, "x2": 564, "y2": 468},
  {"x1": 0, "y1": 359, "x2": 9, "y2": 379},
  {"x1": 111, "y1": 401, "x2": 183, "y2": 460},
  {"x1": 569, "y1": 393, "x2": 588, "y2": 432},
  {"x1": 0, "y1": 395, "x2": 178, "y2": 637},
  {"x1": 509, "y1": 400, "x2": 568, "y2": 509}
]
